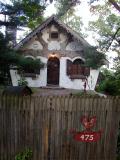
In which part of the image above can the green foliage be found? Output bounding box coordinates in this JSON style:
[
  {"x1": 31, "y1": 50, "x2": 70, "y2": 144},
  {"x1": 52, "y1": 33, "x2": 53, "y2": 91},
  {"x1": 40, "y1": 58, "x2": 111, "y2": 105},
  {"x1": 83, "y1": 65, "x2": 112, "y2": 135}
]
[
  {"x1": 89, "y1": 0, "x2": 120, "y2": 13},
  {"x1": 88, "y1": 1, "x2": 120, "y2": 53},
  {"x1": 55, "y1": 0, "x2": 81, "y2": 18},
  {"x1": 18, "y1": 57, "x2": 44, "y2": 73},
  {"x1": 0, "y1": 32, "x2": 13, "y2": 85},
  {"x1": 88, "y1": 0, "x2": 120, "y2": 97},
  {"x1": 89, "y1": 13, "x2": 120, "y2": 52},
  {"x1": 0, "y1": 31, "x2": 44, "y2": 85},
  {"x1": 55, "y1": 0, "x2": 84, "y2": 36},
  {"x1": 2, "y1": 0, "x2": 81, "y2": 30},
  {"x1": 0, "y1": 0, "x2": 46, "y2": 29},
  {"x1": 60, "y1": 8, "x2": 84, "y2": 36},
  {"x1": 18, "y1": 0, "x2": 45, "y2": 29},
  {"x1": 15, "y1": 148, "x2": 32, "y2": 160},
  {"x1": 84, "y1": 47, "x2": 106, "y2": 69},
  {"x1": 18, "y1": 77, "x2": 28, "y2": 86},
  {"x1": 96, "y1": 69, "x2": 120, "y2": 96},
  {"x1": 30, "y1": 87, "x2": 39, "y2": 93},
  {"x1": 72, "y1": 90, "x2": 100, "y2": 97}
]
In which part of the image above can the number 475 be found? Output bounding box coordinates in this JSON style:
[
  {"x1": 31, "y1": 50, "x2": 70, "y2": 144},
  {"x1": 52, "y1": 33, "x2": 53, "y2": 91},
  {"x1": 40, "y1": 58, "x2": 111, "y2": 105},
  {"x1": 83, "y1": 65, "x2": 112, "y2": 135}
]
[{"x1": 80, "y1": 134, "x2": 94, "y2": 141}]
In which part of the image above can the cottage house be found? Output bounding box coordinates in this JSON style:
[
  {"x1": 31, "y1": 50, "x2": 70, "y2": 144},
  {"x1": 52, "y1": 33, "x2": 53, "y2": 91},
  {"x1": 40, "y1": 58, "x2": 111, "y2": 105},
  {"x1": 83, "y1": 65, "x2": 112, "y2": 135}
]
[{"x1": 10, "y1": 15, "x2": 100, "y2": 90}]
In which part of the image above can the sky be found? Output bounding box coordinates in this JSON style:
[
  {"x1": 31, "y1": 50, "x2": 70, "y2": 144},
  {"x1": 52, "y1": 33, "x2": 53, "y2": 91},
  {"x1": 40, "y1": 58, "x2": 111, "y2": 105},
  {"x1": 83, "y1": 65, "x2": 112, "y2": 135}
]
[{"x1": 0, "y1": 0, "x2": 118, "y2": 68}]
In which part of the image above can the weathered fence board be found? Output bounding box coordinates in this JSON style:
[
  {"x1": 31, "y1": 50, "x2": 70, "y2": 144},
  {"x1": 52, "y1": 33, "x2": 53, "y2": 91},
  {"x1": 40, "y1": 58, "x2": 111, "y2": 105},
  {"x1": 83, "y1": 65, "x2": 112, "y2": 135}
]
[{"x1": 0, "y1": 95, "x2": 120, "y2": 160}]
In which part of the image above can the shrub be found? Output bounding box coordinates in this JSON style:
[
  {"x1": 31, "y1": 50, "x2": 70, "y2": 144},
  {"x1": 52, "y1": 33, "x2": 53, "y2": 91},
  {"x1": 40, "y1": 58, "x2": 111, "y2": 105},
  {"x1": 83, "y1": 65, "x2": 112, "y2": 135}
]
[
  {"x1": 18, "y1": 77, "x2": 28, "y2": 86},
  {"x1": 96, "y1": 69, "x2": 120, "y2": 96},
  {"x1": 15, "y1": 148, "x2": 32, "y2": 160}
]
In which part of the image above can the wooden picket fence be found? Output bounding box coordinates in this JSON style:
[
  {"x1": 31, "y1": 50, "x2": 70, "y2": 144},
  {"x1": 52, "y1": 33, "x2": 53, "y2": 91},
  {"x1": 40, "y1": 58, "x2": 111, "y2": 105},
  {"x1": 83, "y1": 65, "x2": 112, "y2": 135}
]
[{"x1": 0, "y1": 95, "x2": 120, "y2": 160}]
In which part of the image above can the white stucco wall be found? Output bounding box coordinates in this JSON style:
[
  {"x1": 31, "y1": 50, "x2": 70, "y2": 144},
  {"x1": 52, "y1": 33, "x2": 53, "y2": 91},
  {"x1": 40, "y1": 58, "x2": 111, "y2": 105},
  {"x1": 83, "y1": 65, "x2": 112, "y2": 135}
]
[
  {"x1": 10, "y1": 69, "x2": 20, "y2": 86},
  {"x1": 10, "y1": 56, "x2": 47, "y2": 87},
  {"x1": 87, "y1": 69, "x2": 100, "y2": 90},
  {"x1": 66, "y1": 41, "x2": 83, "y2": 51},
  {"x1": 24, "y1": 38, "x2": 43, "y2": 50},
  {"x1": 48, "y1": 41, "x2": 60, "y2": 50},
  {"x1": 10, "y1": 56, "x2": 99, "y2": 90},
  {"x1": 42, "y1": 25, "x2": 67, "y2": 44}
]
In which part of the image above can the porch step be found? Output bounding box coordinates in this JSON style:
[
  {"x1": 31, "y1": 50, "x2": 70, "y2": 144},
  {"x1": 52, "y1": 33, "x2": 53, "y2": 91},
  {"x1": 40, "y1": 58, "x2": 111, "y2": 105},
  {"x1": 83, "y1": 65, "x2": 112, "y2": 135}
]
[{"x1": 40, "y1": 85, "x2": 65, "y2": 90}]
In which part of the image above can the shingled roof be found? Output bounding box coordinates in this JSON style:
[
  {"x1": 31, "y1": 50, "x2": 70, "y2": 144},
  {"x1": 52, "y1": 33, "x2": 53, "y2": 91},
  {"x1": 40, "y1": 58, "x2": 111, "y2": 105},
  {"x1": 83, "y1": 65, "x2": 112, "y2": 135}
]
[{"x1": 14, "y1": 15, "x2": 90, "y2": 50}]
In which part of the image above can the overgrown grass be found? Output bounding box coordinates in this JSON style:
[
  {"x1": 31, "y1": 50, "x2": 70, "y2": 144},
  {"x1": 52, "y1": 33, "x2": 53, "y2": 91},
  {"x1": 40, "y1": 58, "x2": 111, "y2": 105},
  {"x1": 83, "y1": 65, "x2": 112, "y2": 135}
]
[
  {"x1": 71, "y1": 90, "x2": 103, "y2": 97},
  {"x1": 30, "y1": 87, "x2": 39, "y2": 94}
]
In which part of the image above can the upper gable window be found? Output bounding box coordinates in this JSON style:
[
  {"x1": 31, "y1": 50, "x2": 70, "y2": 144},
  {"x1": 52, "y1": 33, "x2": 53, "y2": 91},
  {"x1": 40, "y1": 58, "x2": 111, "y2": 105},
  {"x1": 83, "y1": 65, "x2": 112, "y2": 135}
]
[{"x1": 50, "y1": 31, "x2": 59, "y2": 39}]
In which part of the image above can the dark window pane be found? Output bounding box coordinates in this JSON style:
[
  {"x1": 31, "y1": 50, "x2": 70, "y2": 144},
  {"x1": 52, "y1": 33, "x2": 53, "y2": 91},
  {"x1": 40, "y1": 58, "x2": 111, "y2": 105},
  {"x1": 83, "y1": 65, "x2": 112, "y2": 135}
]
[
  {"x1": 73, "y1": 59, "x2": 84, "y2": 65},
  {"x1": 51, "y1": 32, "x2": 58, "y2": 39}
]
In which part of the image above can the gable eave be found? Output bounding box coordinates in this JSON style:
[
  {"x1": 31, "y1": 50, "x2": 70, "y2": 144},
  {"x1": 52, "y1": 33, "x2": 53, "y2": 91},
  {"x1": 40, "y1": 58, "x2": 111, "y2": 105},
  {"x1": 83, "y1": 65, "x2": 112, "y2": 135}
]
[
  {"x1": 14, "y1": 15, "x2": 55, "y2": 50},
  {"x1": 14, "y1": 15, "x2": 91, "y2": 50}
]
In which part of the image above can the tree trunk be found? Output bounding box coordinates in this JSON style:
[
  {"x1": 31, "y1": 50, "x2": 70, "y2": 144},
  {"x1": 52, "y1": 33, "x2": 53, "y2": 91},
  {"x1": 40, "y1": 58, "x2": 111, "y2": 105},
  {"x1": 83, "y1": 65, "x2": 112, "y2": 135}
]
[{"x1": 6, "y1": 25, "x2": 17, "y2": 46}]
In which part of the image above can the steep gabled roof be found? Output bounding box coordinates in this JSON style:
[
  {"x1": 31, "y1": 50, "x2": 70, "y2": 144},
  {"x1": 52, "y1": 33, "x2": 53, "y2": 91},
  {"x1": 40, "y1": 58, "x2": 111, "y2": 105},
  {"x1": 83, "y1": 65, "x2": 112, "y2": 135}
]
[{"x1": 14, "y1": 15, "x2": 90, "y2": 50}]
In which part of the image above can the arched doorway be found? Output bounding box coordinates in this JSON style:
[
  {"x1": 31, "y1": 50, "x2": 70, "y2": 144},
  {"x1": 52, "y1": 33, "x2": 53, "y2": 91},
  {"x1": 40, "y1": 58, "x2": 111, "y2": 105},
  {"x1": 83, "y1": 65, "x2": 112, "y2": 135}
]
[{"x1": 47, "y1": 57, "x2": 60, "y2": 85}]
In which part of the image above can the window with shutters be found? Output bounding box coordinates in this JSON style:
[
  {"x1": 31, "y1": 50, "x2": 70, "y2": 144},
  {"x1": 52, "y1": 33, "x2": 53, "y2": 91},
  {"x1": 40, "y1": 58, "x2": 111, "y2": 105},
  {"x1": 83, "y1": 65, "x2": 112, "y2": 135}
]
[{"x1": 67, "y1": 59, "x2": 90, "y2": 79}]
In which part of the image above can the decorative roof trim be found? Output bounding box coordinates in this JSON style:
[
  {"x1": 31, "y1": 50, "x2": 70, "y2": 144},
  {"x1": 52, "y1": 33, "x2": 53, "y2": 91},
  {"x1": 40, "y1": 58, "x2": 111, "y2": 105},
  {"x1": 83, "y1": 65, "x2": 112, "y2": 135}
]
[{"x1": 14, "y1": 15, "x2": 90, "y2": 50}]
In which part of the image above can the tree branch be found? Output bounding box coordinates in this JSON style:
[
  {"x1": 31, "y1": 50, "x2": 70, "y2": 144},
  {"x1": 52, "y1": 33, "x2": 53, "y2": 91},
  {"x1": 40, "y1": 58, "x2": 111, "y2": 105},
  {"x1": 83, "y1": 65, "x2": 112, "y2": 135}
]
[
  {"x1": 89, "y1": 0, "x2": 120, "y2": 12},
  {"x1": 109, "y1": 0, "x2": 120, "y2": 13},
  {"x1": 107, "y1": 27, "x2": 120, "y2": 50},
  {"x1": 0, "y1": 11, "x2": 16, "y2": 15},
  {"x1": 0, "y1": 21, "x2": 17, "y2": 27}
]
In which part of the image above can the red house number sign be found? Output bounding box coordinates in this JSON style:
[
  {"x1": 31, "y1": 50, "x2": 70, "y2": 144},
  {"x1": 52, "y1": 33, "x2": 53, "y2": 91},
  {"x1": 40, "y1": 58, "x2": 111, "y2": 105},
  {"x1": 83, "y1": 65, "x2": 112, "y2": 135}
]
[{"x1": 70, "y1": 116, "x2": 103, "y2": 143}]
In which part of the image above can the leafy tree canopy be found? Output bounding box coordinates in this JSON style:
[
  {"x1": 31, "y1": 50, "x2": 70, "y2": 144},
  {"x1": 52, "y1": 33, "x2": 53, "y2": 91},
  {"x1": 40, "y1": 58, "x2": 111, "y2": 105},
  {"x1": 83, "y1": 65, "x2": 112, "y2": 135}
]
[
  {"x1": 87, "y1": 0, "x2": 120, "y2": 95},
  {"x1": 87, "y1": 0, "x2": 120, "y2": 53},
  {"x1": 89, "y1": 13, "x2": 120, "y2": 53},
  {"x1": 55, "y1": 0, "x2": 80, "y2": 18},
  {"x1": 84, "y1": 47, "x2": 107, "y2": 69},
  {"x1": 58, "y1": 7, "x2": 83, "y2": 35},
  {"x1": 55, "y1": 0, "x2": 85, "y2": 37},
  {"x1": 89, "y1": 0, "x2": 120, "y2": 13},
  {"x1": 0, "y1": 0, "x2": 47, "y2": 29},
  {"x1": 0, "y1": 0, "x2": 81, "y2": 29}
]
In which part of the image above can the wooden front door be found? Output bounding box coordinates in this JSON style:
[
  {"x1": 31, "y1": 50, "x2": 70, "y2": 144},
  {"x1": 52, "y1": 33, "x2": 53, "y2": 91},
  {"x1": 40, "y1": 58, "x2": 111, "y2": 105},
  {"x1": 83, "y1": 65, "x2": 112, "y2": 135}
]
[{"x1": 47, "y1": 57, "x2": 60, "y2": 85}]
